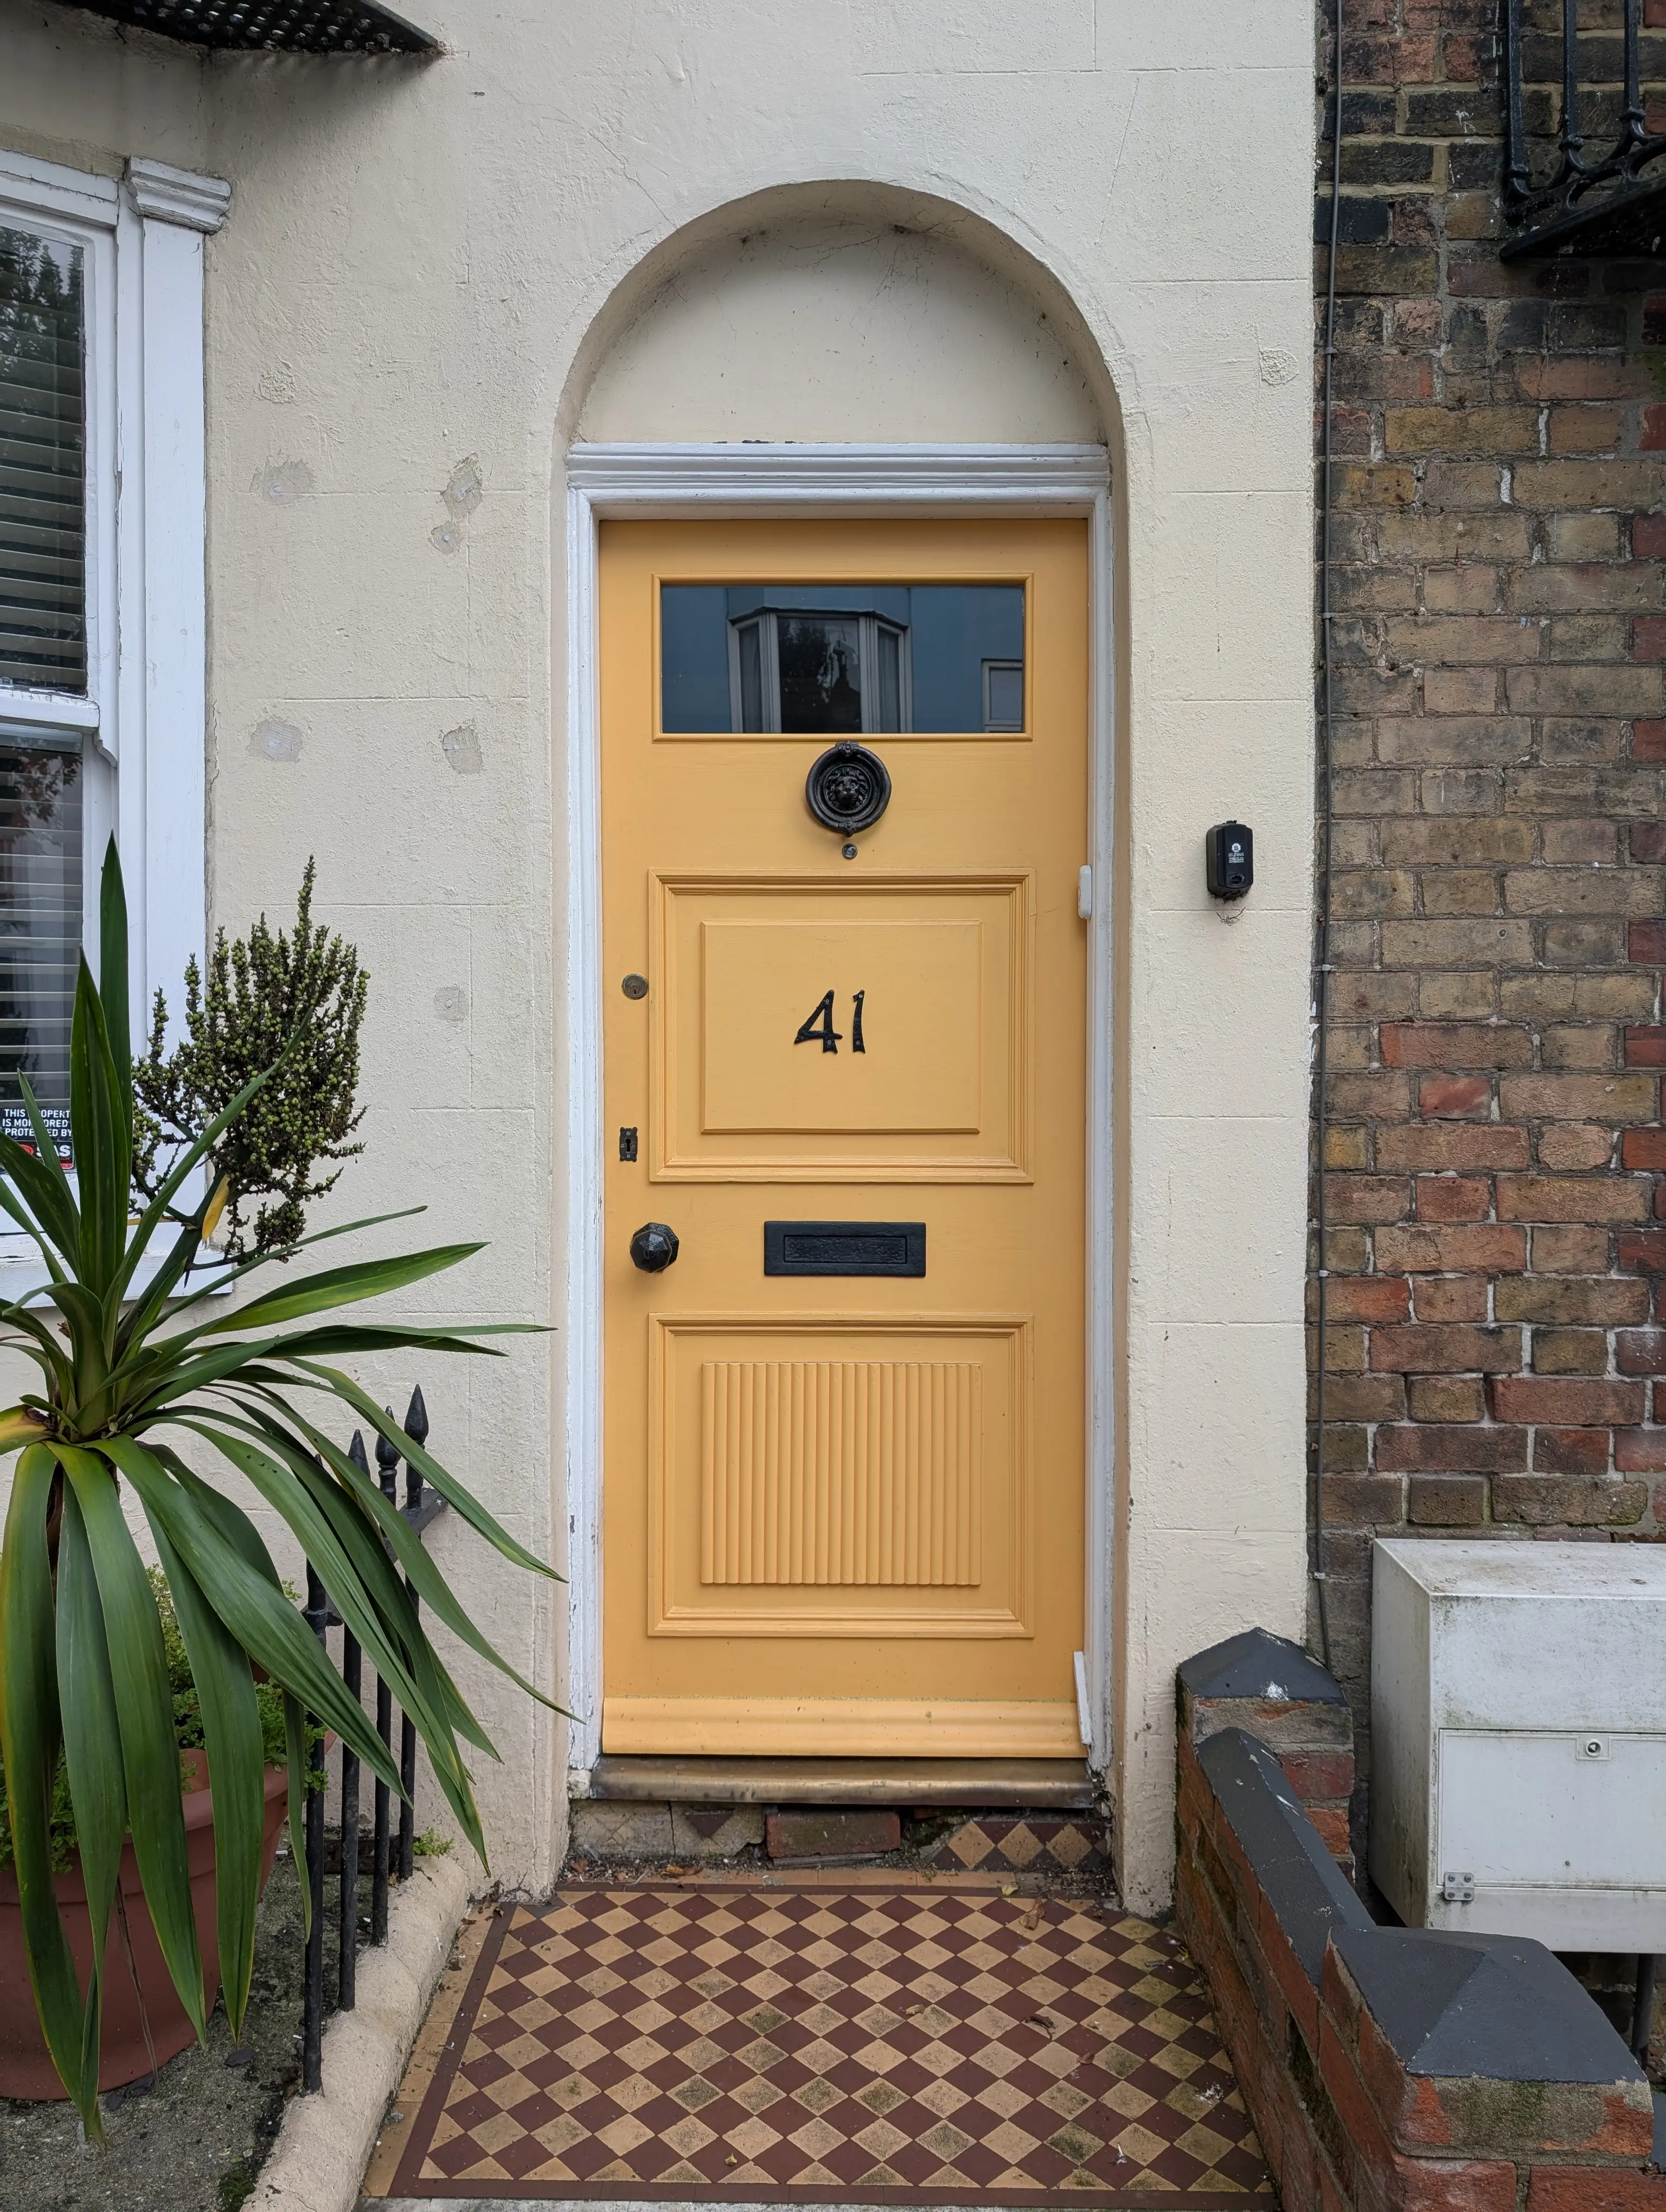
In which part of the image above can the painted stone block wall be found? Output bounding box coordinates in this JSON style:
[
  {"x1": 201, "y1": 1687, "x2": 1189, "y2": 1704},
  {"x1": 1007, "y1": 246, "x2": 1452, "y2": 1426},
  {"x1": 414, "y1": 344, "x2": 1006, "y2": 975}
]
[
  {"x1": 0, "y1": 0, "x2": 1321, "y2": 1908},
  {"x1": 1311, "y1": 0, "x2": 1666, "y2": 1798}
]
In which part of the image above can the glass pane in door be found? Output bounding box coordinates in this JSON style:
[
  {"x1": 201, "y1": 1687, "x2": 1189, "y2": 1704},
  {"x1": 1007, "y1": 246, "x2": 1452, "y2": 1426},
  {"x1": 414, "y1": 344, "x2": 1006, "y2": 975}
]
[{"x1": 661, "y1": 583, "x2": 1024, "y2": 734}]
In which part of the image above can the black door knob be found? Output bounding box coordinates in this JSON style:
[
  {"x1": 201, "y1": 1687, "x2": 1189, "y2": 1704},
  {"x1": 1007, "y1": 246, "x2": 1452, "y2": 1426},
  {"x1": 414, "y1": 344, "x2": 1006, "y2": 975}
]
[{"x1": 629, "y1": 1222, "x2": 679, "y2": 1273}]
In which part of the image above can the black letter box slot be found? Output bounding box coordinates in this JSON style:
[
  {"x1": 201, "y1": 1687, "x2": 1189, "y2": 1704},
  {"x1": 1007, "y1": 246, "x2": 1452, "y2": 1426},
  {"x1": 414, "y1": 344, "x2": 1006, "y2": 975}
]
[{"x1": 764, "y1": 1221, "x2": 926, "y2": 1277}]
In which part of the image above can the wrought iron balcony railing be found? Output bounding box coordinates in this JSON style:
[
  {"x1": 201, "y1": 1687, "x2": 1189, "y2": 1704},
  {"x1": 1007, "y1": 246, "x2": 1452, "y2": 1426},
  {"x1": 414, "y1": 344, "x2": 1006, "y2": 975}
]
[{"x1": 1503, "y1": 0, "x2": 1666, "y2": 258}]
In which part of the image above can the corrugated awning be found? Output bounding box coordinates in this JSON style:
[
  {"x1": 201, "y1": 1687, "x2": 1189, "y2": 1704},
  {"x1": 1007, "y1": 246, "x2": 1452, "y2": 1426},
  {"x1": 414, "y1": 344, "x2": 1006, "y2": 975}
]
[{"x1": 62, "y1": 0, "x2": 435, "y2": 51}]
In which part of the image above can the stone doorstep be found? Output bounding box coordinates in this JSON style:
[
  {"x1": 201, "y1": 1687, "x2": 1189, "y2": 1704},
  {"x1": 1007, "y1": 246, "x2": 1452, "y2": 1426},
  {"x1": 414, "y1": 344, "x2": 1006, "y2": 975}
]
[
  {"x1": 567, "y1": 1796, "x2": 1110, "y2": 1872},
  {"x1": 583, "y1": 1753, "x2": 1098, "y2": 1807}
]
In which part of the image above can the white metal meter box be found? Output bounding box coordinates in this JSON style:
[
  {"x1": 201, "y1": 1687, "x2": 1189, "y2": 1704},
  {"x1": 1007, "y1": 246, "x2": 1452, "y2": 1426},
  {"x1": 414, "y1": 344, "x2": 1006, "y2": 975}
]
[{"x1": 1372, "y1": 1538, "x2": 1666, "y2": 1950}]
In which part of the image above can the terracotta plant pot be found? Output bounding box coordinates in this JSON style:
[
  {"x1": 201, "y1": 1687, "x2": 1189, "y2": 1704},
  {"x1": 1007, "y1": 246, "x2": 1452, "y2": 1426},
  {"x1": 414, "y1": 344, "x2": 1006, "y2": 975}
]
[{"x1": 0, "y1": 1757, "x2": 291, "y2": 2098}]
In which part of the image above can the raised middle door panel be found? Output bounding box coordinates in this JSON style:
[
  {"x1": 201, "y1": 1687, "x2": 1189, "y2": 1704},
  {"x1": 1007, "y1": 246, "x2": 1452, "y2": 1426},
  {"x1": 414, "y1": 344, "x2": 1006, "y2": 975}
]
[
  {"x1": 600, "y1": 518, "x2": 1088, "y2": 1759},
  {"x1": 656, "y1": 872, "x2": 1029, "y2": 1178}
]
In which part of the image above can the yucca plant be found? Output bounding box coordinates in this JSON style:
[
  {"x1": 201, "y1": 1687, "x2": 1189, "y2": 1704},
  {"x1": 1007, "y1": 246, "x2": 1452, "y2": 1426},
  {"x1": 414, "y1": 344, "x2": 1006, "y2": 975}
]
[{"x1": 0, "y1": 841, "x2": 554, "y2": 2136}]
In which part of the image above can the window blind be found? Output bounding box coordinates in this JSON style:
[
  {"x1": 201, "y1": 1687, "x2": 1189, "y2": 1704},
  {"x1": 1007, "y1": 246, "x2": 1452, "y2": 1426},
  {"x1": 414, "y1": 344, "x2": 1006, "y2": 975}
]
[
  {"x1": 0, "y1": 736, "x2": 81, "y2": 1126},
  {"x1": 0, "y1": 225, "x2": 87, "y2": 693}
]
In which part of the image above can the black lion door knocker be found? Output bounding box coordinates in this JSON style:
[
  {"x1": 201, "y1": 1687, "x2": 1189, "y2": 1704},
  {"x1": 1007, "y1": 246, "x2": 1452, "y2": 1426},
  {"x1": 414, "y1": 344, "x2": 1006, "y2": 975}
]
[{"x1": 805, "y1": 741, "x2": 891, "y2": 835}]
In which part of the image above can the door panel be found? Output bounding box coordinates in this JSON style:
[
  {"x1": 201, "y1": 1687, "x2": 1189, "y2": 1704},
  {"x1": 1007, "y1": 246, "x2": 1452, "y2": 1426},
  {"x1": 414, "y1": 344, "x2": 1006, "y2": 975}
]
[
  {"x1": 655, "y1": 873, "x2": 1029, "y2": 1176},
  {"x1": 651, "y1": 1314, "x2": 1029, "y2": 1634},
  {"x1": 600, "y1": 518, "x2": 1087, "y2": 1759}
]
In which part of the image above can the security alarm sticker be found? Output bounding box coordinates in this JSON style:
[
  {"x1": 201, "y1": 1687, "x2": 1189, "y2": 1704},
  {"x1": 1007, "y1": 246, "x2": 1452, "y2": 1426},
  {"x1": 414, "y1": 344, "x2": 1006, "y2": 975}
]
[{"x1": 2, "y1": 1104, "x2": 72, "y2": 1167}]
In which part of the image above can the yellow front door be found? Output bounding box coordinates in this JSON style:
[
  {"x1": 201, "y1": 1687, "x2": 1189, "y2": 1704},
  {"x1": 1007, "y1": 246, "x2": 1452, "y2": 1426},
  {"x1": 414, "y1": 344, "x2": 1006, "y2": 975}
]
[{"x1": 600, "y1": 518, "x2": 1088, "y2": 1758}]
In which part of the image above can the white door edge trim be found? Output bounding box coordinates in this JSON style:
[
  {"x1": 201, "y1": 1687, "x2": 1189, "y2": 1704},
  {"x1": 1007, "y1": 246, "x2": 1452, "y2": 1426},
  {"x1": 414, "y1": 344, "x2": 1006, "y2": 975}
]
[{"x1": 561, "y1": 441, "x2": 1117, "y2": 1776}]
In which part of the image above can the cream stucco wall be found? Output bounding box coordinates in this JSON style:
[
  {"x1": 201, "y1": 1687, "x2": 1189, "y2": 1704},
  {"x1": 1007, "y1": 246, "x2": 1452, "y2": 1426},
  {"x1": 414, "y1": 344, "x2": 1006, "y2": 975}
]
[
  {"x1": 0, "y1": 0, "x2": 1314, "y2": 1912},
  {"x1": 576, "y1": 211, "x2": 1103, "y2": 445}
]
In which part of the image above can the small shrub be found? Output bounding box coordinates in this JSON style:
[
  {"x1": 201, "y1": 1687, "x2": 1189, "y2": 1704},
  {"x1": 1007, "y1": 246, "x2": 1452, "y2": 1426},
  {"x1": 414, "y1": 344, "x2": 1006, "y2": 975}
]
[{"x1": 133, "y1": 860, "x2": 368, "y2": 1257}]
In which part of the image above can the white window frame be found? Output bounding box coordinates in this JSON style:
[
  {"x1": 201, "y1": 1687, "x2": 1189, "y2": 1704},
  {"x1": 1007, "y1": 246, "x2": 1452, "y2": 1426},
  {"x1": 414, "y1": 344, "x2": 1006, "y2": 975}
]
[
  {"x1": 0, "y1": 147, "x2": 229, "y2": 1290},
  {"x1": 982, "y1": 657, "x2": 1024, "y2": 733}
]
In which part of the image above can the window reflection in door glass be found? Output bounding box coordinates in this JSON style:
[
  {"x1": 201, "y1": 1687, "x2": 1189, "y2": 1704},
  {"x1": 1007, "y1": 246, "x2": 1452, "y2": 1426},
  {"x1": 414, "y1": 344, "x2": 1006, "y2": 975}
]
[
  {"x1": 777, "y1": 614, "x2": 862, "y2": 733},
  {"x1": 661, "y1": 584, "x2": 1024, "y2": 734}
]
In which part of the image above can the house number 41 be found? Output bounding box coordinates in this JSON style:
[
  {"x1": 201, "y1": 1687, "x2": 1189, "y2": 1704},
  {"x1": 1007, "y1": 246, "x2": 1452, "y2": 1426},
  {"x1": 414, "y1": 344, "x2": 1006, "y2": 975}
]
[{"x1": 794, "y1": 989, "x2": 866, "y2": 1055}]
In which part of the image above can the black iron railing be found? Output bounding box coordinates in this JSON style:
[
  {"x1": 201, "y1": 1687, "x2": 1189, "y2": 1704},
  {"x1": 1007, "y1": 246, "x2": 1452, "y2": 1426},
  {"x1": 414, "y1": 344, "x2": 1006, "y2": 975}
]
[
  {"x1": 297, "y1": 1385, "x2": 443, "y2": 2091},
  {"x1": 1503, "y1": 0, "x2": 1666, "y2": 258}
]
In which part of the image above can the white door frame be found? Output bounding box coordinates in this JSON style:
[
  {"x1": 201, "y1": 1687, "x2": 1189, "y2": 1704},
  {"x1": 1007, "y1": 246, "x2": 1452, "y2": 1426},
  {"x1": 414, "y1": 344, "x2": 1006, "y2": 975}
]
[{"x1": 562, "y1": 442, "x2": 1116, "y2": 1774}]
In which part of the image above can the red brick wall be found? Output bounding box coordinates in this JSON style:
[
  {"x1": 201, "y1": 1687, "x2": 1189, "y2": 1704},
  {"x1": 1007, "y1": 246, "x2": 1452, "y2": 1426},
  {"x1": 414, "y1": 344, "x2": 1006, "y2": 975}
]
[
  {"x1": 1177, "y1": 1727, "x2": 1663, "y2": 2211},
  {"x1": 1312, "y1": 0, "x2": 1666, "y2": 1788},
  {"x1": 1177, "y1": 1652, "x2": 1356, "y2": 1870}
]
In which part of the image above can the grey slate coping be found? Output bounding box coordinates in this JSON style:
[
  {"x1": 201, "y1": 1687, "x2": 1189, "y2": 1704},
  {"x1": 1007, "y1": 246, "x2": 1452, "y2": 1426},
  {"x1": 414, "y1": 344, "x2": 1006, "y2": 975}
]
[
  {"x1": 1192, "y1": 1721, "x2": 1644, "y2": 2096},
  {"x1": 1195, "y1": 1727, "x2": 1373, "y2": 1983},
  {"x1": 1178, "y1": 1625, "x2": 1348, "y2": 1707},
  {"x1": 1332, "y1": 1925, "x2": 1645, "y2": 2087}
]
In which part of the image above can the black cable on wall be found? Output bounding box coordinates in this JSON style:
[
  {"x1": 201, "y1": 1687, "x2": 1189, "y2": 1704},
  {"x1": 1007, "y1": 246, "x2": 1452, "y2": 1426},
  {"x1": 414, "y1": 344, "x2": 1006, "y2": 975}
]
[{"x1": 1312, "y1": 0, "x2": 1345, "y2": 1673}]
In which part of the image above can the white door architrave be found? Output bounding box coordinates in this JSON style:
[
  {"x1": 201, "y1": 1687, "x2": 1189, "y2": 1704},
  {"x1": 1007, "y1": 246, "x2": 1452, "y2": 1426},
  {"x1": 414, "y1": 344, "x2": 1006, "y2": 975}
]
[{"x1": 561, "y1": 442, "x2": 1116, "y2": 1778}]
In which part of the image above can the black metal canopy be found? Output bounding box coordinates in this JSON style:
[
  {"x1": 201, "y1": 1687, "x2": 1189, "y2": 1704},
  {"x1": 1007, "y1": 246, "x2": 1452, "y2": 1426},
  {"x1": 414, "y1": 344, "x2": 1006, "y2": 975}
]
[
  {"x1": 62, "y1": 0, "x2": 436, "y2": 51},
  {"x1": 1501, "y1": 0, "x2": 1666, "y2": 260}
]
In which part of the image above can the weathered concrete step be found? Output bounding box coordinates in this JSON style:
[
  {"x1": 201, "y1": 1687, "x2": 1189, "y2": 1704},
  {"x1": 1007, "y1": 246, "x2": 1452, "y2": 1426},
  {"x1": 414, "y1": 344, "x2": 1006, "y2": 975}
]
[
  {"x1": 584, "y1": 1752, "x2": 1095, "y2": 1806},
  {"x1": 569, "y1": 1800, "x2": 766, "y2": 1862},
  {"x1": 569, "y1": 1796, "x2": 1111, "y2": 1872}
]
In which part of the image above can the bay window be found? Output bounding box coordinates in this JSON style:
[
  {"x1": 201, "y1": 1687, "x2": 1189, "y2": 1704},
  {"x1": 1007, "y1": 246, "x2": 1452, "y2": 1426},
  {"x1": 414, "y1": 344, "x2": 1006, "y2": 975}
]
[{"x1": 0, "y1": 146, "x2": 227, "y2": 1261}]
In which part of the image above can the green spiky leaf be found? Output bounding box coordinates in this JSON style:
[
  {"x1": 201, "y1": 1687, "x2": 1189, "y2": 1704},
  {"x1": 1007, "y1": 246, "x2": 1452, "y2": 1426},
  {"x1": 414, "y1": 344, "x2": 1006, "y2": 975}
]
[{"x1": 0, "y1": 840, "x2": 553, "y2": 2106}]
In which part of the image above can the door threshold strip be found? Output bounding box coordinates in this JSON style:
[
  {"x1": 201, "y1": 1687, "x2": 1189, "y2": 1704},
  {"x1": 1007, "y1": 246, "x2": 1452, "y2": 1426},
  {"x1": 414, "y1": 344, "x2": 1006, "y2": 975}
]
[{"x1": 584, "y1": 1757, "x2": 1097, "y2": 1810}]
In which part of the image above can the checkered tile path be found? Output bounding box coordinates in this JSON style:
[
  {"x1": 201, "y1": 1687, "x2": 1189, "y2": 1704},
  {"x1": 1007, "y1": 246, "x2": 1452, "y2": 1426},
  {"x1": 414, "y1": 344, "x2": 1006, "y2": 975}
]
[
  {"x1": 923, "y1": 1818, "x2": 1111, "y2": 1879},
  {"x1": 391, "y1": 1885, "x2": 1271, "y2": 2204}
]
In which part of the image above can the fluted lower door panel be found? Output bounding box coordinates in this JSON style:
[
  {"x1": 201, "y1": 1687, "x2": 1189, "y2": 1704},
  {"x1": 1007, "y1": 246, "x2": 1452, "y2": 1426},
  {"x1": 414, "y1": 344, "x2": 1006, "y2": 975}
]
[
  {"x1": 701, "y1": 1358, "x2": 981, "y2": 1587},
  {"x1": 651, "y1": 1316, "x2": 1029, "y2": 1639}
]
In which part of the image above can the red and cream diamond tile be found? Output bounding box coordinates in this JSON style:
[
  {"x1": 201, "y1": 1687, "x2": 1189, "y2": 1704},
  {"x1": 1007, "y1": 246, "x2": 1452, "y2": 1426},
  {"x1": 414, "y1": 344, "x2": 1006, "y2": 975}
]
[{"x1": 387, "y1": 1883, "x2": 1271, "y2": 2204}]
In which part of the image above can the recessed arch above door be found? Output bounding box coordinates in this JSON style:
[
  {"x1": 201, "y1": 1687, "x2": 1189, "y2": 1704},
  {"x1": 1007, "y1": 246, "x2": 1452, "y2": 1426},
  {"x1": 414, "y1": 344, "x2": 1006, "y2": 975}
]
[
  {"x1": 553, "y1": 178, "x2": 1125, "y2": 456},
  {"x1": 557, "y1": 181, "x2": 1119, "y2": 1780},
  {"x1": 578, "y1": 208, "x2": 1103, "y2": 447}
]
